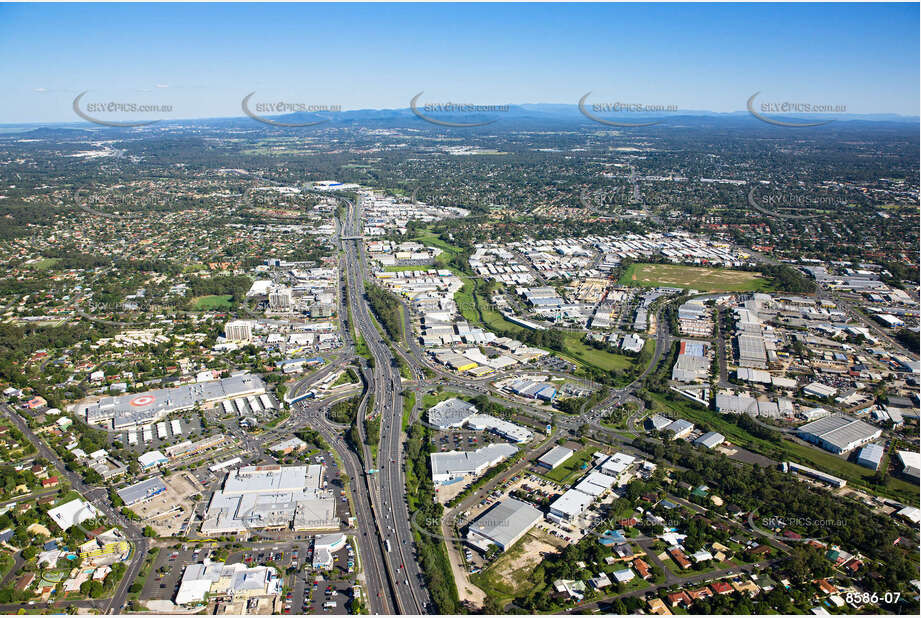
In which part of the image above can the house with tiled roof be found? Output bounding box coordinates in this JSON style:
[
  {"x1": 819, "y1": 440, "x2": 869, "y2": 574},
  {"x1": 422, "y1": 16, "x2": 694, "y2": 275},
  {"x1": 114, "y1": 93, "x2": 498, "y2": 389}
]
[
  {"x1": 733, "y1": 579, "x2": 760, "y2": 597},
  {"x1": 668, "y1": 547, "x2": 691, "y2": 569},
  {"x1": 647, "y1": 598, "x2": 672, "y2": 615},
  {"x1": 816, "y1": 579, "x2": 837, "y2": 595},
  {"x1": 688, "y1": 586, "x2": 713, "y2": 601},
  {"x1": 711, "y1": 580, "x2": 733, "y2": 595},
  {"x1": 667, "y1": 590, "x2": 692, "y2": 608}
]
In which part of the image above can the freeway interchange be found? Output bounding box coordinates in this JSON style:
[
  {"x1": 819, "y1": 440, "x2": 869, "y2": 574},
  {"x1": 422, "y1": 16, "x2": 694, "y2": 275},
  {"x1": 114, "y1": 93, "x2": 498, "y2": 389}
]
[
  {"x1": 0, "y1": 193, "x2": 676, "y2": 617},
  {"x1": 318, "y1": 195, "x2": 675, "y2": 614}
]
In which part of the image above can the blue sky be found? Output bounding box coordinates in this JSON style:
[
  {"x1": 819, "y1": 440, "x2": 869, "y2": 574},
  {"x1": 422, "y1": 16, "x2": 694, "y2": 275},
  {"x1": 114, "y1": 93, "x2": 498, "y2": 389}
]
[{"x1": 0, "y1": 2, "x2": 917, "y2": 123}]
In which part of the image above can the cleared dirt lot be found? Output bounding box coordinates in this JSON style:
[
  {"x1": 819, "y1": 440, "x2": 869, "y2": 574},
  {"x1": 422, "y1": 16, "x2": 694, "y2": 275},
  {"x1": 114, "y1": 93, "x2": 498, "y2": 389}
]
[
  {"x1": 132, "y1": 471, "x2": 203, "y2": 536},
  {"x1": 472, "y1": 529, "x2": 562, "y2": 599}
]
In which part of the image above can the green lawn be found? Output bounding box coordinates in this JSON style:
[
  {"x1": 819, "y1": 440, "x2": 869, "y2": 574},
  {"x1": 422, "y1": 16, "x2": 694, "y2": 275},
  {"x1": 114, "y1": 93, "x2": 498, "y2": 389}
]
[
  {"x1": 28, "y1": 257, "x2": 61, "y2": 270},
  {"x1": 561, "y1": 334, "x2": 639, "y2": 373},
  {"x1": 421, "y1": 390, "x2": 464, "y2": 411},
  {"x1": 619, "y1": 263, "x2": 772, "y2": 292},
  {"x1": 540, "y1": 446, "x2": 594, "y2": 484},
  {"x1": 191, "y1": 294, "x2": 233, "y2": 309},
  {"x1": 402, "y1": 392, "x2": 415, "y2": 430}
]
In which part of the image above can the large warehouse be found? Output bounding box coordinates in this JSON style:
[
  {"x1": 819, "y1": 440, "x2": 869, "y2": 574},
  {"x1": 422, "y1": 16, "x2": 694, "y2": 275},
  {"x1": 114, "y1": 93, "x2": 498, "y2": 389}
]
[
  {"x1": 117, "y1": 476, "x2": 167, "y2": 507},
  {"x1": 538, "y1": 445, "x2": 574, "y2": 470},
  {"x1": 427, "y1": 398, "x2": 478, "y2": 429},
  {"x1": 796, "y1": 414, "x2": 882, "y2": 454},
  {"x1": 78, "y1": 374, "x2": 266, "y2": 430},
  {"x1": 200, "y1": 464, "x2": 337, "y2": 534},
  {"x1": 430, "y1": 444, "x2": 518, "y2": 485},
  {"x1": 466, "y1": 498, "x2": 542, "y2": 553}
]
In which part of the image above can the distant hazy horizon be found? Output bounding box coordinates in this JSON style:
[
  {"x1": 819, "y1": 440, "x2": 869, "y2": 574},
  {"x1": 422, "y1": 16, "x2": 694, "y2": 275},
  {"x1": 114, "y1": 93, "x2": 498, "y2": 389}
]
[{"x1": 1, "y1": 2, "x2": 918, "y2": 123}]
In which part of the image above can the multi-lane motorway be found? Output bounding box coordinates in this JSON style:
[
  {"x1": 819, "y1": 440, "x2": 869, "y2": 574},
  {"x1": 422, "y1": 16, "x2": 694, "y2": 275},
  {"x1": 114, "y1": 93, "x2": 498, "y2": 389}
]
[{"x1": 337, "y1": 197, "x2": 430, "y2": 614}]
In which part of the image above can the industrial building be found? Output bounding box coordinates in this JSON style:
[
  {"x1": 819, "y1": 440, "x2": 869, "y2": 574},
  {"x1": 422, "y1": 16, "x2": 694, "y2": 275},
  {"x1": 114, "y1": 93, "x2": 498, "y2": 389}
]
[
  {"x1": 672, "y1": 340, "x2": 711, "y2": 383},
  {"x1": 426, "y1": 398, "x2": 532, "y2": 443},
  {"x1": 664, "y1": 418, "x2": 694, "y2": 439},
  {"x1": 737, "y1": 333, "x2": 767, "y2": 369},
  {"x1": 427, "y1": 398, "x2": 478, "y2": 429},
  {"x1": 796, "y1": 415, "x2": 882, "y2": 454},
  {"x1": 803, "y1": 382, "x2": 837, "y2": 399},
  {"x1": 466, "y1": 498, "x2": 542, "y2": 552},
  {"x1": 645, "y1": 414, "x2": 672, "y2": 432},
  {"x1": 117, "y1": 476, "x2": 167, "y2": 507},
  {"x1": 430, "y1": 443, "x2": 518, "y2": 485},
  {"x1": 503, "y1": 378, "x2": 557, "y2": 402},
  {"x1": 538, "y1": 445, "x2": 574, "y2": 470},
  {"x1": 783, "y1": 462, "x2": 847, "y2": 489},
  {"x1": 856, "y1": 444, "x2": 885, "y2": 470},
  {"x1": 598, "y1": 452, "x2": 636, "y2": 477},
  {"x1": 573, "y1": 471, "x2": 618, "y2": 496},
  {"x1": 200, "y1": 464, "x2": 337, "y2": 534},
  {"x1": 694, "y1": 431, "x2": 725, "y2": 449},
  {"x1": 897, "y1": 450, "x2": 921, "y2": 480},
  {"x1": 548, "y1": 488, "x2": 595, "y2": 523},
  {"x1": 79, "y1": 375, "x2": 266, "y2": 430},
  {"x1": 465, "y1": 414, "x2": 533, "y2": 443}
]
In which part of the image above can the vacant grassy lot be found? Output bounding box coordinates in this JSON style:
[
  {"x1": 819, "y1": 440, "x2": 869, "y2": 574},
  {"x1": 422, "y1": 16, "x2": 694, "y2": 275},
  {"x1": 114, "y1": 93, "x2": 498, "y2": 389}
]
[
  {"x1": 191, "y1": 294, "x2": 233, "y2": 309},
  {"x1": 562, "y1": 334, "x2": 639, "y2": 373},
  {"x1": 27, "y1": 257, "x2": 61, "y2": 270},
  {"x1": 620, "y1": 263, "x2": 771, "y2": 292}
]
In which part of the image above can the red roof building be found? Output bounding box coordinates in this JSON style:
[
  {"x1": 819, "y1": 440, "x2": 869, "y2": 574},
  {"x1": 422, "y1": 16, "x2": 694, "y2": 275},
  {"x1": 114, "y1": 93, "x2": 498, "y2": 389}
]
[{"x1": 711, "y1": 581, "x2": 733, "y2": 595}]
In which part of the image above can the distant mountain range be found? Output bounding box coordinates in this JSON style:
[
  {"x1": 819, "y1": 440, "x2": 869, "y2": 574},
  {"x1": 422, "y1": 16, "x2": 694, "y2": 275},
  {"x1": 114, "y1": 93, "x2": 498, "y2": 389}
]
[{"x1": 1, "y1": 103, "x2": 917, "y2": 134}]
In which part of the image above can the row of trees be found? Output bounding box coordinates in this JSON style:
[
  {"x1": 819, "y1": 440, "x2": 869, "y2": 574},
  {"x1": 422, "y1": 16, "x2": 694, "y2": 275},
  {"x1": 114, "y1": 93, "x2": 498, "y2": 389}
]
[
  {"x1": 404, "y1": 423, "x2": 461, "y2": 613},
  {"x1": 364, "y1": 283, "x2": 403, "y2": 342}
]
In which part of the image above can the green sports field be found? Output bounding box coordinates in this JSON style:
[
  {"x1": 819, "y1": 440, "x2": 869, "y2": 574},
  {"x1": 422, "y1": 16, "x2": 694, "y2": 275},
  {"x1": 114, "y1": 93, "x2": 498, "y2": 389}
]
[
  {"x1": 619, "y1": 263, "x2": 771, "y2": 292},
  {"x1": 191, "y1": 294, "x2": 233, "y2": 309}
]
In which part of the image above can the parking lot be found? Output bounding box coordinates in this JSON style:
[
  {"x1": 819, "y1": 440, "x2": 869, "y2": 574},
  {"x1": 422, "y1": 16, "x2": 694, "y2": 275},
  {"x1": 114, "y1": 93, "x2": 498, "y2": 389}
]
[
  {"x1": 142, "y1": 546, "x2": 213, "y2": 601},
  {"x1": 110, "y1": 416, "x2": 204, "y2": 454},
  {"x1": 290, "y1": 575, "x2": 352, "y2": 615}
]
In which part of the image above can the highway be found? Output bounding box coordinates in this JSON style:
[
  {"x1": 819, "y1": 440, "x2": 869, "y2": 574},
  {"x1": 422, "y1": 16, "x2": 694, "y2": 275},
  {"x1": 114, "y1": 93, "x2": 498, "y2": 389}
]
[{"x1": 336, "y1": 195, "x2": 429, "y2": 614}]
